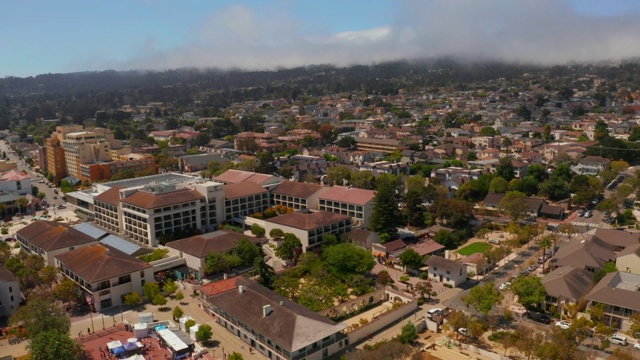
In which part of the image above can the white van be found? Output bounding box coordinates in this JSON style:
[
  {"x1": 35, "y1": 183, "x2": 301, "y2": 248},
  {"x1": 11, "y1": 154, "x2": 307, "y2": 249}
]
[{"x1": 427, "y1": 308, "x2": 442, "y2": 319}]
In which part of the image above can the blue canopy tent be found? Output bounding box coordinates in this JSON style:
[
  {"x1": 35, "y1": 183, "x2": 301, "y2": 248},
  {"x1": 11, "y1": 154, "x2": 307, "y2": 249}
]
[
  {"x1": 123, "y1": 342, "x2": 139, "y2": 351},
  {"x1": 112, "y1": 346, "x2": 126, "y2": 355}
]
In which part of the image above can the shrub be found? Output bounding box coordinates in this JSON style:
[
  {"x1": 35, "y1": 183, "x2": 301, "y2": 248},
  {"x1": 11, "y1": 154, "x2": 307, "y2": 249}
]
[
  {"x1": 185, "y1": 319, "x2": 196, "y2": 331},
  {"x1": 399, "y1": 275, "x2": 410, "y2": 282},
  {"x1": 419, "y1": 272, "x2": 429, "y2": 280},
  {"x1": 443, "y1": 284, "x2": 453, "y2": 288},
  {"x1": 0, "y1": 227, "x2": 7, "y2": 235}
]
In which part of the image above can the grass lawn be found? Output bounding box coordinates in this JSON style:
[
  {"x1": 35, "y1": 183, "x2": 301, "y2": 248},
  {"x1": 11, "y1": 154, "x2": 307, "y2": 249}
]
[{"x1": 456, "y1": 242, "x2": 492, "y2": 256}]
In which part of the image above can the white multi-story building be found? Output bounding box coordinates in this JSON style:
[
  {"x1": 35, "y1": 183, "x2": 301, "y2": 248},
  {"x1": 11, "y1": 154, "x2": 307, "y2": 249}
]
[
  {"x1": 94, "y1": 178, "x2": 226, "y2": 247},
  {"x1": 61, "y1": 128, "x2": 121, "y2": 180},
  {"x1": 55, "y1": 244, "x2": 154, "y2": 312},
  {"x1": 0, "y1": 266, "x2": 20, "y2": 317},
  {"x1": 317, "y1": 186, "x2": 375, "y2": 228}
]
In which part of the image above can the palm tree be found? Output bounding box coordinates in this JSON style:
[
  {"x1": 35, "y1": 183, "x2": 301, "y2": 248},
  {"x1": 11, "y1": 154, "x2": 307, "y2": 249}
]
[
  {"x1": 14, "y1": 197, "x2": 28, "y2": 215},
  {"x1": 539, "y1": 236, "x2": 553, "y2": 274}
]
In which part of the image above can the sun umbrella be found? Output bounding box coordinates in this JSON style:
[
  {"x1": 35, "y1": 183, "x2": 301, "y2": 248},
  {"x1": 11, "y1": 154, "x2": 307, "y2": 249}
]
[{"x1": 123, "y1": 342, "x2": 138, "y2": 351}]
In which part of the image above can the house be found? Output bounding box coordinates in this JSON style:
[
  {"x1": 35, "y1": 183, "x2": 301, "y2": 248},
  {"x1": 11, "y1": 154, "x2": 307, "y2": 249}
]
[
  {"x1": 371, "y1": 239, "x2": 408, "y2": 259},
  {"x1": 166, "y1": 230, "x2": 262, "y2": 280},
  {"x1": 461, "y1": 253, "x2": 487, "y2": 277},
  {"x1": 0, "y1": 169, "x2": 31, "y2": 195},
  {"x1": 586, "y1": 272, "x2": 640, "y2": 330},
  {"x1": 349, "y1": 229, "x2": 380, "y2": 250},
  {"x1": 426, "y1": 256, "x2": 467, "y2": 287},
  {"x1": 550, "y1": 235, "x2": 616, "y2": 273},
  {"x1": 615, "y1": 243, "x2": 640, "y2": 275},
  {"x1": 593, "y1": 228, "x2": 640, "y2": 252},
  {"x1": 16, "y1": 220, "x2": 99, "y2": 266},
  {"x1": 201, "y1": 278, "x2": 349, "y2": 360},
  {"x1": 0, "y1": 266, "x2": 20, "y2": 317},
  {"x1": 407, "y1": 239, "x2": 445, "y2": 258},
  {"x1": 541, "y1": 266, "x2": 593, "y2": 312},
  {"x1": 317, "y1": 186, "x2": 375, "y2": 228},
  {"x1": 262, "y1": 210, "x2": 352, "y2": 252},
  {"x1": 482, "y1": 193, "x2": 545, "y2": 217},
  {"x1": 271, "y1": 181, "x2": 327, "y2": 211},
  {"x1": 55, "y1": 244, "x2": 154, "y2": 312},
  {"x1": 570, "y1": 156, "x2": 610, "y2": 175}
]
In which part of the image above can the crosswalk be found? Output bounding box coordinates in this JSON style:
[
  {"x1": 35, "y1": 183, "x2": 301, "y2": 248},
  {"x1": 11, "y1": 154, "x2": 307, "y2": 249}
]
[{"x1": 570, "y1": 221, "x2": 605, "y2": 228}]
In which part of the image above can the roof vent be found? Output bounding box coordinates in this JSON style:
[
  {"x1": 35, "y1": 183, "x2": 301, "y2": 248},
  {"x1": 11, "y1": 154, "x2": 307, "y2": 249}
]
[
  {"x1": 238, "y1": 285, "x2": 245, "y2": 294},
  {"x1": 263, "y1": 304, "x2": 272, "y2": 317}
]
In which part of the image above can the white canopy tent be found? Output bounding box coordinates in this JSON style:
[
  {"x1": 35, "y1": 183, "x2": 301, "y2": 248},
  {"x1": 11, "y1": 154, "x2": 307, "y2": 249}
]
[{"x1": 157, "y1": 329, "x2": 189, "y2": 352}]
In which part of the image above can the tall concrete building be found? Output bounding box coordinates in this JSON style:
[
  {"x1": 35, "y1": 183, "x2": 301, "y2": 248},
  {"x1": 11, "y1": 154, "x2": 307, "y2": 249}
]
[
  {"x1": 46, "y1": 125, "x2": 83, "y2": 183},
  {"x1": 61, "y1": 128, "x2": 121, "y2": 180}
]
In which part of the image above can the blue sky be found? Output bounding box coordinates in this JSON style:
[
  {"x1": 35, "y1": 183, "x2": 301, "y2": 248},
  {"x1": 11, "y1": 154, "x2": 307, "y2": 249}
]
[{"x1": 2, "y1": 0, "x2": 640, "y2": 77}]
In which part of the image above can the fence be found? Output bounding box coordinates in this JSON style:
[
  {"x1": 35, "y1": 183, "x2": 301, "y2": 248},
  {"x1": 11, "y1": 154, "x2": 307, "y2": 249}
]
[{"x1": 347, "y1": 300, "x2": 418, "y2": 344}]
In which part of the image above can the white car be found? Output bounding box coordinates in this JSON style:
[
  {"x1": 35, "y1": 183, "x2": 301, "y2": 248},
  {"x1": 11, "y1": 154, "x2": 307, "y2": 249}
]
[
  {"x1": 458, "y1": 328, "x2": 467, "y2": 336},
  {"x1": 634, "y1": 342, "x2": 640, "y2": 350},
  {"x1": 609, "y1": 334, "x2": 628, "y2": 346},
  {"x1": 499, "y1": 282, "x2": 511, "y2": 291},
  {"x1": 555, "y1": 320, "x2": 571, "y2": 330},
  {"x1": 427, "y1": 308, "x2": 442, "y2": 319}
]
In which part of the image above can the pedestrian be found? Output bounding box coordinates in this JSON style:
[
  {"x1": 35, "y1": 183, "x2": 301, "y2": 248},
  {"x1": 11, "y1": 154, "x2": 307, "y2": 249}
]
[
  {"x1": 79, "y1": 331, "x2": 82, "y2": 338},
  {"x1": 99, "y1": 345, "x2": 103, "y2": 352},
  {"x1": 88, "y1": 327, "x2": 91, "y2": 334}
]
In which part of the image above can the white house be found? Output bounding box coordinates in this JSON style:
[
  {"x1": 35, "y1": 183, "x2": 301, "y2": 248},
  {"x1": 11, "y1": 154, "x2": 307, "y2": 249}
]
[{"x1": 426, "y1": 256, "x2": 467, "y2": 287}]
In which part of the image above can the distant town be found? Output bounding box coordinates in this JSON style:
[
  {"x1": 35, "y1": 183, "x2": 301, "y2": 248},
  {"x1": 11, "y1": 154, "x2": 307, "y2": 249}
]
[{"x1": 2, "y1": 62, "x2": 640, "y2": 359}]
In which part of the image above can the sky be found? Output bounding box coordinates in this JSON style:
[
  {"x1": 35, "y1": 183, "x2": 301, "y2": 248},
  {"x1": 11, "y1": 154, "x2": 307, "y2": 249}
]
[{"x1": 2, "y1": 0, "x2": 640, "y2": 77}]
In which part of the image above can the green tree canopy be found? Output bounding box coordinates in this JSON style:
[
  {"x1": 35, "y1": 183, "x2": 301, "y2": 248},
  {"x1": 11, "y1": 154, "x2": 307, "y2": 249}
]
[
  {"x1": 398, "y1": 322, "x2": 418, "y2": 344},
  {"x1": 511, "y1": 275, "x2": 547, "y2": 309},
  {"x1": 489, "y1": 177, "x2": 509, "y2": 194},
  {"x1": 479, "y1": 127, "x2": 497, "y2": 136},
  {"x1": 369, "y1": 174, "x2": 404, "y2": 236},
  {"x1": 28, "y1": 330, "x2": 84, "y2": 360},
  {"x1": 498, "y1": 191, "x2": 530, "y2": 222},
  {"x1": 464, "y1": 282, "x2": 503, "y2": 316},
  {"x1": 10, "y1": 295, "x2": 70, "y2": 339},
  {"x1": 495, "y1": 158, "x2": 515, "y2": 182},
  {"x1": 124, "y1": 292, "x2": 143, "y2": 307},
  {"x1": 322, "y1": 243, "x2": 375, "y2": 278},
  {"x1": 143, "y1": 282, "x2": 161, "y2": 300},
  {"x1": 196, "y1": 324, "x2": 213, "y2": 343},
  {"x1": 275, "y1": 233, "x2": 302, "y2": 261},
  {"x1": 235, "y1": 237, "x2": 260, "y2": 266},
  {"x1": 399, "y1": 248, "x2": 424, "y2": 269}
]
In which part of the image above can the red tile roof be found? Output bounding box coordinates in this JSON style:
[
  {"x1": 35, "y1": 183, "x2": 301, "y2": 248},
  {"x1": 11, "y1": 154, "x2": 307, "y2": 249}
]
[
  {"x1": 122, "y1": 189, "x2": 203, "y2": 209},
  {"x1": 200, "y1": 276, "x2": 240, "y2": 296},
  {"x1": 167, "y1": 230, "x2": 261, "y2": 258},
  {"x1": 272, "y1": 181, "x2": 324, "y2": 199},
  {"x1": 318, "y1": 186, "x2": 375, "y2": 206},
  {"x1": 265, "y1": 210, "x2": 350, "y2": 231},
  {"x1": 0, "y1": 170, "x2": 30, "y2": 181},
  {"x1": 224, "y1": 182, "x2": 268, "y2": 199},
  {"x1": 55, "y1": 244, "x2": 151, "y2": 283},
  {"x1": 94, "y1": 186, "x2": 124, "y2": 207}
]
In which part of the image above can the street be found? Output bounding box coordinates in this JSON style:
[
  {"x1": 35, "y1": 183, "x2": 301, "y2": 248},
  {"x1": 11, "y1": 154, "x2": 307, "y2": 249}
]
[{"x1": 0, "y1": 139, "x2": 65, "y2": 209}]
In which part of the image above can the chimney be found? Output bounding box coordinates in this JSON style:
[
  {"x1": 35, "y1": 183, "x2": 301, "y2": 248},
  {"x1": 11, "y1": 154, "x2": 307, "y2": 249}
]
[
  {"x1": 263, "y1": 304, "x2": 272, "y2": 317},
  {"x1": 238, "y1": 285, "x2": 245, "y2": 294}
]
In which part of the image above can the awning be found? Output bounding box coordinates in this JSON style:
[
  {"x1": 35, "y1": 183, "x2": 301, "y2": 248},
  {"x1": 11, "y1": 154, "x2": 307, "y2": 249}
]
[{"x1": 107, "y1": 340, "x2": 123, "y2": 350}]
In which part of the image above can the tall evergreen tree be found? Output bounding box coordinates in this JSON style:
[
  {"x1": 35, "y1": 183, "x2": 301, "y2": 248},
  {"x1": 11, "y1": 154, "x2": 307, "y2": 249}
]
[{"x1": 369, "y1": 174, "x2": 403, "y2": 237}]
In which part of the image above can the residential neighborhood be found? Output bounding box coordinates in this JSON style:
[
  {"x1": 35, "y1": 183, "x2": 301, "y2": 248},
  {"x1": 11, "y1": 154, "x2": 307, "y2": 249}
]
[{"x1": 4, "y1": 62, "x2": 640, "y2": 360}]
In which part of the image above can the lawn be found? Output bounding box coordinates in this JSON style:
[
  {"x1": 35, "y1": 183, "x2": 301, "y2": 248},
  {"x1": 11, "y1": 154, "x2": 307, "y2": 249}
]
[{"x1": 456, "y1": 242, "x2": 492, "y2": 256}]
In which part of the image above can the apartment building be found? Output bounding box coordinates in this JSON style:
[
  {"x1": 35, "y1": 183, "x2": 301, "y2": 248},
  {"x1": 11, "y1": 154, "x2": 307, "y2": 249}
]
[
  {"x1": 0, "y1": 169, "x2": 31, "y2": 195},
  {"x1": 55, "y1": 244, "x2": 154, "y2": 312},
  {"x1": 586, "y1": 272, "x2": 640, "y2": 330},
  {"x1": 79, "y1": 153, "x2": 156, "y2": 180},
  {"x1": 224, "y1": 182, "x2": 270, "y2": 221},
  {"x1": 263, "y1": 210, "x2": 352, "y2": 251},
  {"x1": 93, "y1": 178, "x2": 226, "y2": 247},
  {"x1": 16, "y1": 220, "x2": 99, "y2": 265},
  {"x1": 45, "y1": 125, "x2": 83, "y2": 182},
  {"x1": 271, "y1": 181, "x2": 327, "y2": 210},
  {"x1": 62, "y1": 129, "x2": 117, "y2": 180},
  {"x1": 318, "y1": 186, "x2": 375, "y2": 228}
]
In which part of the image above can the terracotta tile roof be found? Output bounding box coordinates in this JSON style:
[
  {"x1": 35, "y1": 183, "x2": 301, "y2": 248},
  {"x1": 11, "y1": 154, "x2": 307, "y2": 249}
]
[
  {"x1": 0, "y1": 170, "x2": 30, "y2": 181},
  {"x1": 199, "y1": 276, "x2": 240, "y2": 297},
  {"x1": 318, "y1": 186, "x2": 375, "y2": 206},
  {"x1": 205, "y1": 278, "x2": 347, "y2": 352},
  {"x1": 55, "y1": 244, "x2": 151, "y2": 283},
  {"x1": 16, "y1": 220, "x2": 98, "y2": 251},
  {"x1": 95, "y1": 186, "x2": 124, "y2": 207},
  {"x1": 224, "y1": 182, "x2": 268, "y2": 199},
  {"x1": 167, "y1": 230, "x2": 261, "y2": 258},
  {"x1": 385, "y1": 239, "x2": 408, "y2": 253},
  {"x1": 272, "y1": 181, "x2": 324, "y2": 199},
  {"x1": 265, "y1": 210, "x2": 351, "y2": 231},
  {"x1": 409, "y1": 239, "x2": 445, "y2": 256},
  {"x1": 122, "y1": 189, "x2": 203, "y2": 209},
  {"x1": 215, "y1": 169, "x2": 279, "y2": 186}
]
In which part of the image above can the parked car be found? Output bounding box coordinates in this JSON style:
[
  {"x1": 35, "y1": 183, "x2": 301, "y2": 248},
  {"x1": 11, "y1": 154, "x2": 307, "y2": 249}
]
[
  {"x1": 520, "y1": 269, "x2": 530, "y2": 276},
  {"x1": 634, "y1": 342, "x2": 640, "y2": 351},
  {"x1": 458, "y1": 328, "x2": 467, "y2": 336},
  {"x1": 528, "y1": 264, "x2": 538, "y2": 272},
  {"x1": 609, "y1": 334, "x2": 628, "y2": 346},
  {"x1": 527, "y1": 311, "x2": 551, "y2": 324},
  {"x1": 584, "y1": 211, "x2": 593, "y2": 218},
  {"x1": 499, "y1": 282, "x2": 511, "y2": 291},
  {"x1": 555, "y1": 320, "x2": 571, "y2": 330}
]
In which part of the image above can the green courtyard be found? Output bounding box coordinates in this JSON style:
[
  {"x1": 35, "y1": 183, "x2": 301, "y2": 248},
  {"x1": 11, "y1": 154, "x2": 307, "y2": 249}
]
[{"x1": 456, "y1": 242, "x2": 492, "y2": 256}]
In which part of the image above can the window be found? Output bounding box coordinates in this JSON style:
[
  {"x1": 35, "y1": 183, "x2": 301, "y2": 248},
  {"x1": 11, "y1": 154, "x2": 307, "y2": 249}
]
[{"x1": 9, "y1": 286, "x2": 12, "y2": 293}]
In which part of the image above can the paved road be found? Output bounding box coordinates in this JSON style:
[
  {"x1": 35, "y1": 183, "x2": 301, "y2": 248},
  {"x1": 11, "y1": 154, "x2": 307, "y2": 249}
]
[{"x1": 0, "y1": 140, "x2": 65, "y2": 209}]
